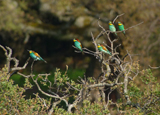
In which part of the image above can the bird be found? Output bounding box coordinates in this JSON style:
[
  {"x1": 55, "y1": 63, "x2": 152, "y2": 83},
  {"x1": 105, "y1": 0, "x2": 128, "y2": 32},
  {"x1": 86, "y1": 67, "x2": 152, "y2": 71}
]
[
  {"x1": 28, "y1": 50, "x2": 47, "y2": 63},
  {"x1": 109, "y1": 21, "x2": 117, "y2": 36},
  {"x1": 97, "y1": 44, "x2": 111, "y2": 55},
  {"x1": 118, "y1": 22, "x2": 125, "y2": 35},
  {"x1": 73, "y1": 38, "x2": 83, "y2": 51}
]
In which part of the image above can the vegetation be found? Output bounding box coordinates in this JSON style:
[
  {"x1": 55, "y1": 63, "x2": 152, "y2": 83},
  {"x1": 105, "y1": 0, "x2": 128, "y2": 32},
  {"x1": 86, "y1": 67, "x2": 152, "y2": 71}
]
[
  {"x1": 0, "y1": 0, "x2": 160, "y2": 114},
  {"x1": 0, "y1": 13, "x2": 160, "y2": 114},
  {"x1": 0, "y1": 0, "x2": 160, "y2": 74}
]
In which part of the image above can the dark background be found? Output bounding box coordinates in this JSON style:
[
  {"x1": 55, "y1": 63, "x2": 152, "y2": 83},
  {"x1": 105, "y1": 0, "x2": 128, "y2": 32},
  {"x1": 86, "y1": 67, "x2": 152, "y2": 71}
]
[{"x1": 0, "y1": 0, "x2": 160, "y2": 79}]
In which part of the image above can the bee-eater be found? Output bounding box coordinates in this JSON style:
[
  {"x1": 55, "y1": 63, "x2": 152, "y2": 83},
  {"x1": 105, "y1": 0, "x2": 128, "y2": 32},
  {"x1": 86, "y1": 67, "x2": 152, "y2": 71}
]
[
  {"x1": 73, "y1": 38, "x2": 83, "y2": 51},
  {"x1": 97, "y1": 44, "x2": 111, "y2": 55},
  {"x1": 118, "y1": 22, "x2": 125, "y2": 35},
  {"x1": 109, "y1": 21, "x2": 117, "y2": 36},
  {"x1": 28, "y1": 50, "x2": 47, "y2": 63}
]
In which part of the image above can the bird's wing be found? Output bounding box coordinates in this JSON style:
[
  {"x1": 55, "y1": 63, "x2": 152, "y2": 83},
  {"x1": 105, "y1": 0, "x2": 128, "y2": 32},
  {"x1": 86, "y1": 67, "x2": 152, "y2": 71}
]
[
  {"x1": 121, "y1": 23, "x2": 125, "y2": 29},
  {"x1": 113, "y1": 24, "x2": 116, "y2": 28},
  {"x1": 80, "y1": 44, "x2": 82, "y2": 48},
  {"x1": 101, "y1": 45, "x2": 107, "y2": 51},
  {"x1": 76, "y1": 39, "x2": 80, "y2": 42},
  {"x1": 34, "y1": 52, "x2": 41, "y2": 57}
]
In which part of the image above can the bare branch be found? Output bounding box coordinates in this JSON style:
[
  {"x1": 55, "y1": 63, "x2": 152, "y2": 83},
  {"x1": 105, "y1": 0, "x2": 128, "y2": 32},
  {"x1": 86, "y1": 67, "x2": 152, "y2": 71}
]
[
  {"x1": 11, "y1": 57, "x2": 30, "y2": 71},
  {"x1": 116, "y1": 21, "x2": 144, "y2": 34},
  {"x1": 17, "y1": 72, "x2": 31, "y2": 78},
  {"x1": 48, "y1": 100, "x2": 61, "y2": 115},
  {"x1": 113, "y1": 13, "x2": 125, "y2": 23},
  {"x1": 98, "y1": 20, "x2": 106, "y2": 32},
  {"x1": 149, "y1": 65, "x2": 160, "y2": 69},
  {"x1": 147, "y1": 35, "x2": 160, "y2": 56},
  {"x1": 66, "y1": 82, "x2": 80, "y2": 91},
  {"x1": 91, "y1": 32, "x2": 98, "y2": 52},
  {"x1": 33, "y1": 93, "x2": 47, "y2": 107},
  {"x1": 106, "y1": 88, "x2": 116, "y2": 108},
  {"x1": 0, "y1": 45, "x2": 8, "y2": 56},
  {"x1": 87, "y1": 82, "x2": 123, "y2": 88},
  {"x1": 31, "y1": 74, "x2": 69, "y2": 106}
]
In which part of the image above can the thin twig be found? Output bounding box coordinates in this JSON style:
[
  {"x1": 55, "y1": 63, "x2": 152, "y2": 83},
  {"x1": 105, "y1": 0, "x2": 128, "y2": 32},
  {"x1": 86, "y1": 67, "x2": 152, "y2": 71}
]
[
  {"x1": 113, "y1": 13, "x2": 125, "y2": 23},
  {"x1": 149, "y1": 65, "x2": 160, "y2": 69}
]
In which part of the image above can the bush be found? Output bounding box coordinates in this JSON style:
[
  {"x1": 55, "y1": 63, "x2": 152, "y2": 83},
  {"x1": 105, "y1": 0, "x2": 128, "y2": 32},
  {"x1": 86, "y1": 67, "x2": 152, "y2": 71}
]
[{"x1": 0, "y1": 15, "x2": 160, "y2": 114}]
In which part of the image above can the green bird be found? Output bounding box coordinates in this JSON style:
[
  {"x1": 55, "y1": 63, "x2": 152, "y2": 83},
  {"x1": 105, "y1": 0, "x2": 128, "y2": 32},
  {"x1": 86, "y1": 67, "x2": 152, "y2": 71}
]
[
  {"x1": 97, "y1": 44, "x2": 111, "y2": 55},
  {"x1": 73, "y1": 38, "x2": 83, "y2": 51},
  {"x1": 28, "y1": 50, "x2": 47, "y2": 63},
  {"x1": 118, "y1": 22, "x2": 125, "y2": 35},
  {"x1": 109, "y1": 21, "x2": 117, "y2": 36}
]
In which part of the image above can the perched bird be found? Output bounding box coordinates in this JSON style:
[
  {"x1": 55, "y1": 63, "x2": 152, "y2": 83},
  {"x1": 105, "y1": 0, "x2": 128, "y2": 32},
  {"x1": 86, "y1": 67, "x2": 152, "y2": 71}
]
[
  {"x1": 28, "y1": 50, "x2": 47, "y2": 63},
  {"x1": 73, "y1": 38, "x2": 83, "y2": 51},
  {"x1": 118, "y1": 22, "x2": 125, "y2": 35},
  {"x1": 97, "y1": 44, "x2": 111, "y2": 55},
  {"x1": 109, "y1": 21, "x2": 117, "y2": 36}
]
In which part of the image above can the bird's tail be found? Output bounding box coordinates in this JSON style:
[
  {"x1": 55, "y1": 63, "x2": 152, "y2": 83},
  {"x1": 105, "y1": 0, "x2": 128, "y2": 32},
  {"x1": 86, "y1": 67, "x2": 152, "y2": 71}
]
[
  {"x1": 41, "y1": 58, "x2": 47, "y2": 63},
  {"x1": 124, "y1": 34, "x2": 129, "y2": 39},
  {"x1": 108, "y1": 51, "x2": 112, "y2": 55},
  {"x1": 44, "y1": 60, "x2": 47, "y2": 63},
  {"x1": 81, "y1": 50, "x2": 85, "y2": 55},
  {"x1": 122, "y1": 31, "x2": 130, "y2": 39},
  {"x1": 115, "y1": 33, "x2": 117, "y2": 36}
]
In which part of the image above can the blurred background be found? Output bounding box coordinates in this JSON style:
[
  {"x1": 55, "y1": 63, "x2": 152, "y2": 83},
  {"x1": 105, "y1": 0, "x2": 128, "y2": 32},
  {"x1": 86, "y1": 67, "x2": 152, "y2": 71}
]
[{"x1": 0, "y1": 0, "x2": 160, "y2": 79}]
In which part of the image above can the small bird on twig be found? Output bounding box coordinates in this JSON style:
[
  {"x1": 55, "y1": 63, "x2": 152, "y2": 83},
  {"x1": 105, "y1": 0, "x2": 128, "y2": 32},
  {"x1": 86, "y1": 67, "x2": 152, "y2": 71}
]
[
  {"x1": 97, "y1": 44, "x2": 111, "y2": 55},
  {"x1": 28, "y1": 50, "x2": 47, "y2": 63},
  {"x1": 73, "y1": 38, "x2": 83, "y2": 51},
  {"x1": 109, "y1": 21, "x2": 117, "y2": 36},
  {"x1": 118, "y1": 22, "x2": 125, "y2": 35}
]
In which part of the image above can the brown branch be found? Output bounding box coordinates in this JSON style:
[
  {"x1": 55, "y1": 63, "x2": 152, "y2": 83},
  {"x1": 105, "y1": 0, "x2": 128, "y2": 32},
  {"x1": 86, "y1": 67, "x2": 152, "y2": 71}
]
[
  {"x1": 66, "y1": 82, "x2": 80, "y2": 91},
  {"x1": 33, "y1": 93, "x2": 47, "y2": 107},
  {"x1": 17, "y1": 72, "x2": 31, "y2": 78},
  {"x1": 68, "y1": 89, "x2": 83, "y2": 113},
  {"x1": 106, "y1": 88, "x2": 116, "y2": 108},
  {"x1": 113, "y1": 13, "x2": 125, "y2": 23},
  {"x1": 123, "y1": 51, "x2": 132, "y2": 104},
  {"x1": 116, "y1": 21, "x2": 144, "y2": 34},
  {"x1": 0, "y1": 45, "x2": 11, "y2": 73},
  {"x1": 124, "y1": 74, "x2": 131, "y2": 104},
  {"x1": 11, "y1": 57, "x2": 30, "y2": 71},
  {"x1": 149, "y1": 65, "x2": 160, "y2": 69},
  {"x1": 0, "y1": 45, "x2": 8, "y2": 56},
  {"x1": 48, "y1": 100, "x2": 61, "y2": 115},
  {"x1": 0, "y1": 45, "x2": 30, "y2": 79},
  {"x1": 87, "y1": 82, "x2": 123, "y2": 88},
  {"x1": 147, "y1": 35, "x2": 160, "y2": 56},
  {"x1": 31, "y1": 74, "x2": 69, "y2": 106},
  {"x1": 91, "y1": 32, "x2": 99, "y2": 52}
]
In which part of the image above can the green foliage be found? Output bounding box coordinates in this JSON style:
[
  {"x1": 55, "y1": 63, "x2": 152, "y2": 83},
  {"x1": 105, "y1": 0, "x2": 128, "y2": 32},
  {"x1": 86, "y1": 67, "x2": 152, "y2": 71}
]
[
  {"x1": 54, "y1": 68, "x2": 70, "y2": 87},
  {"x1": 53, "y1": 100, "x2": 110, "y2": 115},
  {"x1": 78, "y1": 100, "x2": 109, "y2": 115},
  {"x1": 10, "y1": 74, "x2": 25, "y2": 87},
  {"x1": 120, "y1": 68, "x2": 160, "y2": 114},
  {"x1": 0, "y1": 63, "x2": 160, "y2": 114},
  {"x1": 1, "y1": 0, "x2": 160, "y2": 113},
  {"x1": 0, "y1": 66, "x2": 50, "y2": 114}
]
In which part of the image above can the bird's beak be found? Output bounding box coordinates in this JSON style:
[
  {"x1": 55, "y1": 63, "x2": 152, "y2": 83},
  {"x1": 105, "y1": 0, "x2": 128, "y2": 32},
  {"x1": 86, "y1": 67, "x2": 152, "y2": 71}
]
[{"x1": 27, "y1": 50, "x2": 30, "y2": 52}]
